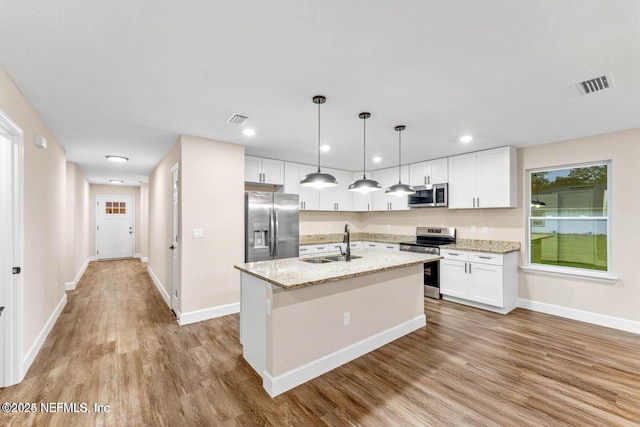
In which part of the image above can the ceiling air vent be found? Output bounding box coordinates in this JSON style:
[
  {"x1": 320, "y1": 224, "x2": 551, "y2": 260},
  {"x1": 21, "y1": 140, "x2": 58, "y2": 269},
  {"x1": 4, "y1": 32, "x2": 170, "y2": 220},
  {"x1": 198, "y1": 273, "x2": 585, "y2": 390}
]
[
  {"x1": 576, "y1": 73, "x2": 614, "y2": 96},
  {"x1": 227, "y1": 113, "x2": 248, "y2": 125}
]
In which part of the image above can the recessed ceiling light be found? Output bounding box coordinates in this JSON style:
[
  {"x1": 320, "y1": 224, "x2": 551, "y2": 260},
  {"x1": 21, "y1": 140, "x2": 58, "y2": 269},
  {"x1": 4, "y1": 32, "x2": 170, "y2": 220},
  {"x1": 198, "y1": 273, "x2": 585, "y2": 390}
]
[
  {"x1": 243, "y1": 128, "x2": 256, "y2": 137},
  {"x1": 459, "y1": 135, "x2": 473, "y2": 143},
  {"x1": 373, "y1": 156, "x2": 382, "y2": 163},
  {"x1": 109, "y1": 180, "x2": 124, "y2": 184},
  {"x1": 320, "y1": 145, "x2": 330, "y2": 152},
  {"x1": 106, "y1": 155, "x2": 129, "y2": 162}
]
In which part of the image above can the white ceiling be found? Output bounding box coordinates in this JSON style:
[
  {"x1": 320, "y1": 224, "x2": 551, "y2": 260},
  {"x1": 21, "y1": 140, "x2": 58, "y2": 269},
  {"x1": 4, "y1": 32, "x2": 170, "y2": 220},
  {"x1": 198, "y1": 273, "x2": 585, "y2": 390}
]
[{"x1": 2, "y1": 1, "x2": 639, "y2": 184}]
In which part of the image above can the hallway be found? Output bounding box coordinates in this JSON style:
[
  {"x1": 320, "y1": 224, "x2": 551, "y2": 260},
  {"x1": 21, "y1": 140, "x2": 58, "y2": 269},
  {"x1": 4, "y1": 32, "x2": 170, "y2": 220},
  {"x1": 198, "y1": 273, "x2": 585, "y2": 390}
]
[{"x1": 1, "y1": 259, "x2": 640, "y2": 426}]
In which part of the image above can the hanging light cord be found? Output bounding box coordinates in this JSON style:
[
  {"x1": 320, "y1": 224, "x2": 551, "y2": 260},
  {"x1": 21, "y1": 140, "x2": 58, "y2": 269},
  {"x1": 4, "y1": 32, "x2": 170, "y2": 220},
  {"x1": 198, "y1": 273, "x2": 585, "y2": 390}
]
[
  {"x1": 362, "y1": 117, "x2": 367, "y2": 178},
  {"x1": 397, "y1": 129, "x2": 402, "y2": 183},
  {"x1": 316, "y1": 100, "x2": 321, "y2": 173}
]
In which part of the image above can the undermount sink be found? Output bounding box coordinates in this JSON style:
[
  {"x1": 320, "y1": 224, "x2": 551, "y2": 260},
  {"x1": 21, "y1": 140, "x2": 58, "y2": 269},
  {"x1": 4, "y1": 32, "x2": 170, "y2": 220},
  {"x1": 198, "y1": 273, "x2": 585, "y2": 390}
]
[
  {"x1": 300, "y1": 257, "x2": 333, "y2": 264},
  {"x1": 300, "y1": 255, "x2": 362, "y2": 264},
  {"x1": 324, "y1": 255, "x2": 362, "y2": 262}
]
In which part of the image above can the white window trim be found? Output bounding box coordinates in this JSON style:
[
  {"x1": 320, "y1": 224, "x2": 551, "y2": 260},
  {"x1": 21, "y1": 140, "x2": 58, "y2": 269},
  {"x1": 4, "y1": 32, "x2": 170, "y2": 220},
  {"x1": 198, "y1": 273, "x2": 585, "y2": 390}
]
[{"x1": 525, "y1": 160, "x2": 613, "y2": 280}]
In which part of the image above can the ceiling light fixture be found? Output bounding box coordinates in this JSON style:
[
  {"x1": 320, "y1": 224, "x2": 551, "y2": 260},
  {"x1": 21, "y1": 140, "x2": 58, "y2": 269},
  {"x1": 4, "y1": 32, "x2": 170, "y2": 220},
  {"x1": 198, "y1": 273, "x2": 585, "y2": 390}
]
[
  {"x1": 106, "y1": 155, "x2": 129, "y2": 163},
  {"x1": 348, "y1": 112, "x2": 381, "y2": 193},
  {"x1": 242, "y1": 128, "x2": 256, "y2": 137},
  {"x1": 109, "y1": 180, "x2": 124, "y2": 184},
  {"x1": 460, "y1": 135, "x2": 473, "y2": 143},
  {"x1": 300, "y1": 96, "x2": 338, "y2": 188},
  {"x1": 385, "y1": 125, "x2": 416, "y2": 196}
]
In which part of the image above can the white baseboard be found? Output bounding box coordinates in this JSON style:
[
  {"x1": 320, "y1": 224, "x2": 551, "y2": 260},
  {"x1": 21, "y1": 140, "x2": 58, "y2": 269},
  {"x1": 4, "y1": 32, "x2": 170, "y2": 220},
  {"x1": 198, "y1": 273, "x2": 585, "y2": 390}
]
[
  {"x1": 518, "y1": 299, "x2": 640, "y2": 335},
  {"x1": 65, "y1": 257, "x2": 92, "y2": 291},
  {"x1": 88, "y1": 256, "x2": 97, "y2": 262},
  {"x1": 178, "y1": 302, "x2": 240, "y2": 326},
  {"x1": 23, "y1": 294, "x2": 67, "y2": 375},
  {"x1": 135, "y1": 253, "x2": 149, "y2": 262},
  {"x1": 263, "y1": 314, "x2": 426, "y2": 397},
  {"x1": 146, "y1": 266, "x2": 170, "y2": 307}
]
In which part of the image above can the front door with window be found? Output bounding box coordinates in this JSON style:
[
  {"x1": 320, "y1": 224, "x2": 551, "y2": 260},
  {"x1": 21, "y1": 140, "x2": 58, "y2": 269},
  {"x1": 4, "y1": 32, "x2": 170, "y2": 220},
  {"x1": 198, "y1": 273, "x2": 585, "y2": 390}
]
[{"x1": 96, "y1": 196, "x2": 134, "y2": 259}]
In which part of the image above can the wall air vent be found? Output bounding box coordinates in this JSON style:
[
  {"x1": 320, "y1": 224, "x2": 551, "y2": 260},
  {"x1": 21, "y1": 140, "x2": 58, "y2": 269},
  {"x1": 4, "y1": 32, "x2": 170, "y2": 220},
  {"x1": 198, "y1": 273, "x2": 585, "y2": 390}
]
[
  {"x1": 576, "y1": 73, "x2": 614, "y2": 96},
  {"x1": 227, "y1": 113, "x2": 249, "y2": 125}
]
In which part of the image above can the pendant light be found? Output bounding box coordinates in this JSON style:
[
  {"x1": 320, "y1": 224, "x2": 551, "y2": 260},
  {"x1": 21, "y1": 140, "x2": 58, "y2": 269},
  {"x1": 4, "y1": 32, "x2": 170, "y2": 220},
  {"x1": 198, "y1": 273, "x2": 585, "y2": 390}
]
[
  {"x1": 531, "y1": 173, "x2": 546, "y2": 207},
  {"x1": 300, "y1": 95, "x2": 338, "y2": 188},
  {"x1": 348, "y1": 112, "x2": 381, "y2": 193},
  {"x1": 385, "y1": 125, "x2": 416, "y2": 196}
]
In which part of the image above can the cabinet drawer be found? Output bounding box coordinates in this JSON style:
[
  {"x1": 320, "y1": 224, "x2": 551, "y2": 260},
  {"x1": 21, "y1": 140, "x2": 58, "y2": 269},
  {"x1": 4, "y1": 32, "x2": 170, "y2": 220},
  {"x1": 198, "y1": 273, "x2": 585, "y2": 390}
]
[
  {"x1": 382, "y1": 243, "x2": 399, "y2": 251},
  {"x1": 470, "y1": 252, "x2": 503, "y2": 266},
  {"x1": 441, "y1": 249, "x2": 468, "y2": 261}
]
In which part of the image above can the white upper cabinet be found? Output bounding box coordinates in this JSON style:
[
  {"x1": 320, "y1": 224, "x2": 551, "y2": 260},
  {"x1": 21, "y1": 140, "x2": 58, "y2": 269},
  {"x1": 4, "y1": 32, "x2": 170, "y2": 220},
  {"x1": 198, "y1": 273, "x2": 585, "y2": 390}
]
[
  {"x1": 245, "y1": 156, "x2": 284, "y2": 185},
  {"x1": 283, "y1": 162, "x2": 318, "y2": 210},
  {"x1": 448, "y1": 146, "x2": 517, "y2": 209},
  {"x1": 370, "y1": 166, "x2": 410, "y2": 211},
  {"x1": 317, "y1": 168, "x2": 353, "y2": 211},
  {"x1": 409, "y1": 158, "x2": 448, "y2": 186}
]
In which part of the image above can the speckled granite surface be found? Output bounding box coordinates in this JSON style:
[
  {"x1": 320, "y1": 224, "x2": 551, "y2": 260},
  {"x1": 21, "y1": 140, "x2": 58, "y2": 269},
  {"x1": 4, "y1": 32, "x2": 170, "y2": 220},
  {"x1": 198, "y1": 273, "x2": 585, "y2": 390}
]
[
  {"x1": 440, "y1": 238, "x2": 520, "y2": 254},
  {"x1": 234, "y1": 249, "x2": 442, "y2": 289},
  {"x1": 300, "y1": 233, "x2": 414, "y2": 245}
]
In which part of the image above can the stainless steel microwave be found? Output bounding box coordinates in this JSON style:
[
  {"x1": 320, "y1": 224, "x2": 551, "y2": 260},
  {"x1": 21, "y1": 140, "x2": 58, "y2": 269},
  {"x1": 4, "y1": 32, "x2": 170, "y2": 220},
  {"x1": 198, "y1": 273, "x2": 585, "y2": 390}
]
[{"x1": 408, "y1": 184, "x2": 448, "y2": 208}]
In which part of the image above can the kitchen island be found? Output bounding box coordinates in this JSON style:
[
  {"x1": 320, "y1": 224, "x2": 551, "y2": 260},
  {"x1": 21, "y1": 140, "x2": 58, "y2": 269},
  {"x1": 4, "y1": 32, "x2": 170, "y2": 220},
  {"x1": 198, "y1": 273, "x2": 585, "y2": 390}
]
[{"x1": 234, "y1": 249, "x2": 441, "y2": 397}]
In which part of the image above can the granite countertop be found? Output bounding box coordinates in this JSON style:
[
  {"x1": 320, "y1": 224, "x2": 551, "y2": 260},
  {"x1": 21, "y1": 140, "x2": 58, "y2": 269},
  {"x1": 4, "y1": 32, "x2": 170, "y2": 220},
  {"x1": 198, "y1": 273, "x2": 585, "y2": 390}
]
[
  {"x1": 440, "y1": 238, "x2": 521, "y2": 254},
  {"x1": 234, "y1": 249, "x2": 442, "y2": 290},
  {"x1": 300, "y1": 233, "x2": 414, "y2": 245}
]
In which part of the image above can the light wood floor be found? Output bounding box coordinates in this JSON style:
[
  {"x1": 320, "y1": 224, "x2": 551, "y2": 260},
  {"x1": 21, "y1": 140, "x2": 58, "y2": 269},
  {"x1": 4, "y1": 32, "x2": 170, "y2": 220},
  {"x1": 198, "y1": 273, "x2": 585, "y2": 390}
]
[{"x1": 2, "y1": 259, "x2": 640, "y2": 426}]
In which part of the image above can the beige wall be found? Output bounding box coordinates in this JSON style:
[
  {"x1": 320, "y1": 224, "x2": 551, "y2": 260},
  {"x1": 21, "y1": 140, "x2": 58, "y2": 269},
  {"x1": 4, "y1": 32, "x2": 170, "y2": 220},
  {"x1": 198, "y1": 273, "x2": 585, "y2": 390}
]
[
  {"x1": 518, "y1": 129, "x2": 640, "y2": 321},
  {"x1": 89, "y1": 184, "x2": 144, "y2": 257},
  {"x1": 0, "y1": 67, "x2": 68, "y2": 356},
  {"x1": 148, "y1": 139, "x2": 181, "y2": 297},
  {"x1": 64, "y1": 162, "x2": 91, "y2": 284},
  {"x1": 179, "y1": 135, "x2": 244, "y2": 313},
  {"x1": 301, "y1": 129, "x2": 640, "y2": 323}
]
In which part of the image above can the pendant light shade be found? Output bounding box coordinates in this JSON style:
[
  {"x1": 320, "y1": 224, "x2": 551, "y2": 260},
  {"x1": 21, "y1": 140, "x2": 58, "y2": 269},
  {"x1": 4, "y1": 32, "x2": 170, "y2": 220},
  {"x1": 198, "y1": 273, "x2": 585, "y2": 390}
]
[
  {"x1": 385, "y1": 125, "x2": 416, "y2": 196},
  {"x1": 300, "y1": 95, "x2": 338, "y2": 188},
  {"x1": 348, "y1": 112, "x2": 382, "y2": 193}
]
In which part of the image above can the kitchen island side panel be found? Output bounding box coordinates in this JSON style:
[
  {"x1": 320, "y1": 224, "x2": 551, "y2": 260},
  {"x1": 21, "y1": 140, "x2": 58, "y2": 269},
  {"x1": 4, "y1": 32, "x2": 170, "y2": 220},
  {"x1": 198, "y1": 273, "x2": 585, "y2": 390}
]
[{"x1": 266, "y1": 264, "x2": 424, "y2": 377}]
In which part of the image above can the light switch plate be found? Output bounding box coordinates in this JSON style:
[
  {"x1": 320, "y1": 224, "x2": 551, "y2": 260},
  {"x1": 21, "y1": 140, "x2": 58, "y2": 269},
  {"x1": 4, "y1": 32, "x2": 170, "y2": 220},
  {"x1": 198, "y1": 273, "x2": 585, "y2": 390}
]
[
  {"x1": 470, "y1": 226, "x2": 476, "y2": 233},
  {"x1": 192, "y1": 228, "x2": 204, "y2": 239}
]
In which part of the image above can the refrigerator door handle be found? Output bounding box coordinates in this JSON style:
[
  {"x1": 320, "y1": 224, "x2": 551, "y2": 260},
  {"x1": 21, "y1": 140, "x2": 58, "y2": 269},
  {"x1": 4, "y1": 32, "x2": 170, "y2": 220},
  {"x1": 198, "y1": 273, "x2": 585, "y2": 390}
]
[
  {"x1": 269, "y1": 208, "x2": 275, "y2": 257},
  {"x1": 273, "y1": 209, "x2": 279, "y2": 257}
]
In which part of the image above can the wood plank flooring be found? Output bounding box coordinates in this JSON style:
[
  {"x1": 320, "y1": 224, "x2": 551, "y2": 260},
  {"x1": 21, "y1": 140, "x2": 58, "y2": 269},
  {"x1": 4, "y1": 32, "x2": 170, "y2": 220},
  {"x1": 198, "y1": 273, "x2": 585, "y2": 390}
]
[{"x1": 1, "y1": 259, "x2": 639, "y2": 426}]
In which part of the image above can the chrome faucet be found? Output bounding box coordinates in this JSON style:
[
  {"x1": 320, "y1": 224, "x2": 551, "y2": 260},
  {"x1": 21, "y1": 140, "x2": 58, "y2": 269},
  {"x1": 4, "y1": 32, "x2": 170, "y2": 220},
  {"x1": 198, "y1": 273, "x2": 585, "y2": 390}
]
[{"x1": 342, "y1": 224, "x2": 351, "y2": 261}]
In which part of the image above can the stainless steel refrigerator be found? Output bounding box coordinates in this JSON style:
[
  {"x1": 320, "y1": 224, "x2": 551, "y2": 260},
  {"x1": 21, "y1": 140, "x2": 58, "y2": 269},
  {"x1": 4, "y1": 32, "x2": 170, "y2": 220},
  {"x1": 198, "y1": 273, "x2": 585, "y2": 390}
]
[{"x1": 245, "y1": 192, "x2": 299, "y2": 262}]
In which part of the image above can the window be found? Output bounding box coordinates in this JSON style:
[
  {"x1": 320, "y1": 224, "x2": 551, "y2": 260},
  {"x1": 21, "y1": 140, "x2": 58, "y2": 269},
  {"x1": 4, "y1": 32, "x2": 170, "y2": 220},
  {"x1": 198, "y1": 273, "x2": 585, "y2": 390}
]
[
  {"x1": 528, "y1": 162, "x2": 610, "y2": 275},
  {"x1": 105, "y1": 201, "x2": 126, "y2": 215}
]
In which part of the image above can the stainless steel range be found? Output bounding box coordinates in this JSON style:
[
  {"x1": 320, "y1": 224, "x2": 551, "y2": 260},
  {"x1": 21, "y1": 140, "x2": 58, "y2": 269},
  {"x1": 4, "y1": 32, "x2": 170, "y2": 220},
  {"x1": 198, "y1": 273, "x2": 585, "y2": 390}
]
[{"x1": 399, "y1": 227, "x2": 456, "y2": 299}]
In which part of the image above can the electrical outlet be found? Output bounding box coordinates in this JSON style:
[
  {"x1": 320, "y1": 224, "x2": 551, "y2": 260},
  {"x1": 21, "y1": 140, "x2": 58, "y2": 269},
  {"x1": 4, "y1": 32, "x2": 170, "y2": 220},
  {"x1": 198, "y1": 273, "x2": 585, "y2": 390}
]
[
  {"x1": 470, "y1": 226, "x2": 476, "y2": 234},
  {"x1": 482, "y1": 226, "x2": 488, "y2": 233},
  {"x1": 192, "y1": 228, "x2": 204, "y2": 239},
  {"x1": 343, "y1": 312, "x2": 350, "y2": 326}
]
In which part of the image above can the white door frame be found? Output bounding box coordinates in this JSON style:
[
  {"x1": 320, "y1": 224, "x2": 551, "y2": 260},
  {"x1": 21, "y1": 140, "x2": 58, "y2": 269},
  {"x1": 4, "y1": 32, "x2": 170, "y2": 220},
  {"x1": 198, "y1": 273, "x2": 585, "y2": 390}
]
[
  {"x1": 95, "y1": 195, "x2": 135, "y2": 259},
  {"x1": 0, "y1": 109, "x2": 24, "y2": 387},
  {"x1": 170, "y1": 163, "x2": 180, "y2": 315}
]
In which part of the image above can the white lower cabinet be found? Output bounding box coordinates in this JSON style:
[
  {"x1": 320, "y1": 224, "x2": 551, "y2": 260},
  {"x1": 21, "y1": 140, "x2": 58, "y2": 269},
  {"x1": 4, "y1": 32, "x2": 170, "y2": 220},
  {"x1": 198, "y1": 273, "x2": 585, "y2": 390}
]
[
  {"x1": 300, "y1": 241, "x2": 397, "y2": 255},
  {"x1": 440, "y1": 249, "x2": 518, "y2": 314}
]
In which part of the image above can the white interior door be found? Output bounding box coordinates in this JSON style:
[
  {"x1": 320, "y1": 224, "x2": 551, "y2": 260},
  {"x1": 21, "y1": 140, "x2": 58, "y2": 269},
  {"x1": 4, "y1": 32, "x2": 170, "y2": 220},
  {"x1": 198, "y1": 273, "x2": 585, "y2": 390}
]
[
  {"x1": 96, "y1": 195, "x2": 134, "y2": 259},
  {"x1": 0, "y1": 109, "x2": 24, "y2": 388},
  {"x1": 0, "y1": 133, "x2": 9, "y2": 386},
  {"x1": 170, "y1": 164, "x2": 179, "y2": 313}
]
